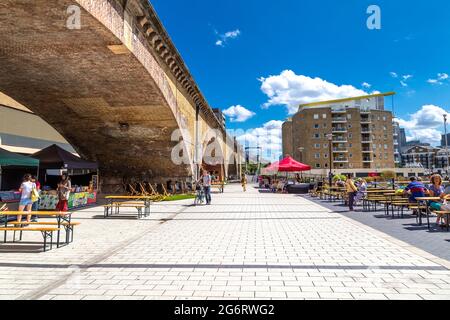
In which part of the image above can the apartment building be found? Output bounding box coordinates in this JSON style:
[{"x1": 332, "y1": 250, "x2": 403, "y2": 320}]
[
  {"x1": 282, "y1": 92, "x2": 396, "y2": 171},
  {"x1": 402, "y1": 145, "x2": 449, "y2": 172}
]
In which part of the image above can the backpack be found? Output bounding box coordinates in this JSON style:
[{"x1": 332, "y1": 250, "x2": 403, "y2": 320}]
[{"x1": 31, "y1": 185, "x2": 40, "y2": 203}]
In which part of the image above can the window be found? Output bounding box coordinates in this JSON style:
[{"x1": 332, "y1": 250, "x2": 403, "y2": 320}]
[
  {"x1": 348, "y1": 124, "x2": 352, "y2": 128},
  {"x1": 314, "y1": 133, "x2": 320, "y2": 139},
  {"x1": 372, "y1": 135, "x2": 376, "y2": 140},
  {"x1": 383, "y1": 126, "x2": 387, "y2": 131},
  {"x1": 315, "y1": 153, "x2": 321, "y2": 159},
  {"x1": 323, "y1": 114, "x2": 327, "y2": 119},
  {"x1": 383, "y1": 116, "x2": 387, "y2": 121},
  {"x1": 314, "y1": 114, "x2": 319, "y2": 120},
  {"x1": 349, "y1": 143, "x2": 353, "y2": 148},
  {"x1": 324, "y1": 154, "x2": 329, "y2": 158},
  {"x1": 324, "y1": 163, "x2": 328, "y2": 168},
  {"x1": 315, "y1": 144, "x2": 321, "y2": 149},
  {"x1": 349, "y1": 133, "x2": 353, "y2": 139},
  {"x1": 384, "y1": 144, "x2": 388, "y2": 150},
  {"x1": 347, "y1": 114, "x2": 352, "y2": 119},
  {"x1": 315, "y1": 163, "x2": 321, "y2": 168},
  {"x1": 323, "y1": 123, "x2": 327, "y2": 128},
  {"x1": 314, "y1": 124, "x2": 319, "y2": 129},
  {"x1": 324, "y1": 143, "x2": 328, "y2": 148},
  {"x1": 373, "y1": 144, "x2": 377, "y2": 150},
  {"x1": 349, "y1": 153, "x2": 353, "y2": 158},
  {"x1": 339, "y1": 163, "x2": 344, "y2": 168}
]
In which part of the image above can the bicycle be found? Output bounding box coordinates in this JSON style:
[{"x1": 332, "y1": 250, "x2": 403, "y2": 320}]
[{"x1": 194, "y1": 185, "x2": 205, "y2": 206}]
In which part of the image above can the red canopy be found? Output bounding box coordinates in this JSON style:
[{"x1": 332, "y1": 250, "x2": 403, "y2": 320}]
[{"x1": 263, "y1": 156, "x2": 311, "y2": 173}]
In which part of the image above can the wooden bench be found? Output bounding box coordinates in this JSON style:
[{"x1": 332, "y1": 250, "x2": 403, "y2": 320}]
[
  {"x1": 0, "y1": 227, "x2": 60, "y2": 252},
  {"x1": 211, "y1": 184, "x2": 225, "y2": 193},
  {"x1": 8, "y1": 221, "x2": 81, "y2": 243},
  {"x1": 103, "y1": 204, "x2": 147, "y2": 219},
  {"x1": 434, "y1": 211, "x2": 450, "y2": 231}
]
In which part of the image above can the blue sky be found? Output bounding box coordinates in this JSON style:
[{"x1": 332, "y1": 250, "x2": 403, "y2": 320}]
[{"x1": 151, "y1": 0, "x2": 450, "y2": 160}]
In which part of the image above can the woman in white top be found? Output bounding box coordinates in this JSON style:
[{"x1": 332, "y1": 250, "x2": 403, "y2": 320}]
[{"x1": 18, "y1": 174, "x2": 35, "y2": 223}]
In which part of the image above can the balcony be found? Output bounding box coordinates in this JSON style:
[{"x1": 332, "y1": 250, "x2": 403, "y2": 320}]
[
  {"x1": 331, "y1": 108, "x2": 346, "y2": 114},
  {"x1": 333, "y1": 157, "x2": 349, "y2": 163},
  {"x1": 333, "y1": 148, "x2": 348, "y2": 153},
  {"x1": 332, "y1": 138, "x2": 348, "y2": 143},
  {"x1": 332, "y1": 117, "x2": 347, "y2": 123},
  {"x1": 332, "y1": 127, "x2": 348, "y2": 133},
  {"x1": 360, "y1": 108, "x2": 371, "y2": 114},
  {"x1": 361, "y1": 149, "x2": 373, "y2": 153},
  {"x1": 361, "y1": 130, "x2": 372, "y2": 134},
  {"x1": 361, "y1": 140, "x2": 373, "y2": 144},
  {"x1": 362, "y1": 158, "x2": 373, "y2": 163},
  {"x1": 360, "y1": 117, "x2": 371, "y2": 124}
]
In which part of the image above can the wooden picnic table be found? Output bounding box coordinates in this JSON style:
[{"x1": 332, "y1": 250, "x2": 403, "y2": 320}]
[
  {"x1": 105, "y1": 196, "x2": 152, "y2": 218},
  {"x1": 414, "y1": 197, "x2": 442, "y2": 227},
  {"x1": 0, "y1": 211, "x2": 72, "y2": 248}
]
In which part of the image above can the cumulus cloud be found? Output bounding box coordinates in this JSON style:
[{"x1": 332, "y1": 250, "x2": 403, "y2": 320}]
[
  {"x1": 234, "y1": 120, "x2": 283, "y2": 162},
  {"x1": 259, "y1": 70, "x2": 369, "y2": 115},
  {"x1": 222, "y1": 105, "x2": 255, "y2": 122},
  {"x1": 397, "y1": 105, "x2": 449, "y2": 145},
  {"x1": 215, "y1": 29, "x2": 241, "y2": 47},
  {"x1": 362, "y1": 82, "x2": 371, "y2": 89},
  {"x1": 427, "y1": 73, "x2": 449, "y2": 85}
]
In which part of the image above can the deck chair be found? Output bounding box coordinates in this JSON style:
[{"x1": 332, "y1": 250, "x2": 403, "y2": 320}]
[
  {"x1": 161, "y1": 184, "x2": 170, "y2": 197},
  {"x1": 138, "y1": 182, "x2": 150, "y2": 196},
  {"x1": 127, "y1": 183, "x2": 140, "y2": 196}
]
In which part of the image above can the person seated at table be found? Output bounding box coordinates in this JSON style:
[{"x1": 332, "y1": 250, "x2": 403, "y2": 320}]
[
  {"x1": 403, "y1": 176, "x2": 427, "y2": 216},
  {"x1": 355, "y1": 178, "x2": 368, "y2": 205},
  {"x1": 427, "y1": 174, "x2": 449, "y2": 227},
  {"x1": 270, "y1": 180, "x2": 277, "y2": 193}
]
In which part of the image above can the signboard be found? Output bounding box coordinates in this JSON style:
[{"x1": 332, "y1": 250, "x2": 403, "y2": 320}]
[
  {"x1": 92, "y1": 175, "x2": 98, "y2": 191},
  {"x1": 0, "y1": 191, "x2": 21, "y2": 203}
]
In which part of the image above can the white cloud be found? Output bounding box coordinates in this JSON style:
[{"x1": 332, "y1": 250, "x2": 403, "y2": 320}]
[
  {"x1": 235, "y1": 120, "x2": 283, "y2": 162},
  {"x1": 397, "y1": 105, "x2": 449, "y2": 145},
  {"x1": 390, "y1": 72, "x2": 413, "y2": 87},
  {"x1": 222, "y1": 105, "x2": 256, "y2": 122},
  {"x1": 402, "y1": 75, "x2": 413, "y2": 80},
  {"x1": 427, "y1": 73, "x2": 449, "y2": 85},
  {"x1": 259, "y1": 70, "x2": 369, "y2": 115},
  {"x1": 215, "y1": 29, "x2": 241, "y2": 47},
  {"x1": 362, "y1": 82, "x2": 371, "y2": 89}
]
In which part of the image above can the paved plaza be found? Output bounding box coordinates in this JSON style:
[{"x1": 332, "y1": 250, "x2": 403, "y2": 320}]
[{"x1": 1, "y1": 184, "x2": 450, "y2": 300}]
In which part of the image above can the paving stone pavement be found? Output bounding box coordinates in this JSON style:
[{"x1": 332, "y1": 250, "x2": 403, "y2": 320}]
[{"x1": 1, "y1": 184, "x2": 450, "y2": 300}]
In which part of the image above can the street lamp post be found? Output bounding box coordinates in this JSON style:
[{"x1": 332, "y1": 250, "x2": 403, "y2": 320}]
[
  {"x1": 326, "y1": 134, "x2": 333, "y2": 186},
  {"x1": 298, "y1": 147, "x2": 305, "y2": 181},
  {"x1": 444, "y1": 114, "x2": 449, "y2": 175}
]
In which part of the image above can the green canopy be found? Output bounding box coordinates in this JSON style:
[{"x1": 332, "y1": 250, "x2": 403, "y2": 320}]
[{"x1": 0, "y1": 148, "x2": 39, "y2": 167}]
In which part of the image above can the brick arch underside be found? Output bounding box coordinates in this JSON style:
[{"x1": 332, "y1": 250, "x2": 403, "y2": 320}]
[{"x1": 0, "y1": 1, "x2": 193, "y2": 190}]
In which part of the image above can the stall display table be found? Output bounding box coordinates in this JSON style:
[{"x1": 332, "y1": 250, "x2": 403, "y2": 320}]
[{"x1": 39, "y1": 191, "x2": 97, "y2": 210}]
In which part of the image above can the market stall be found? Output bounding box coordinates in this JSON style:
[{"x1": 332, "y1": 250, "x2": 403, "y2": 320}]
[
  {"x1": 31, "y1": 144, "x2": 99, "y2": 210},
  {"x1": 0, "y1": 148, "x2": 39, "y2": 204}
]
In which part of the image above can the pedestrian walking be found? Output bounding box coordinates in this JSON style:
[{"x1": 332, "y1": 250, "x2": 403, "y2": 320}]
[
  {"x1": 201, "y1": 170, "x2": 212, "y2": 205},
  {"x1": 241, "y1": 174, "x2": 247, "y2": 192},
  {"x1": 17, "y1": 174, "x2": 36, "y2": 223},
  {"x1": 345, "y1": 174, "x2": 358, "y2": 211},
  {"x1": 56, "y1": 173, "x2": 71, "y2": 212}
]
